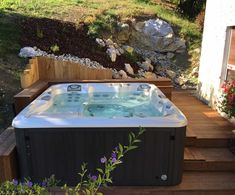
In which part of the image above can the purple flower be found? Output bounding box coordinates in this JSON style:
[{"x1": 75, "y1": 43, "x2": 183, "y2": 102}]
[
  {"x1": 12, "y1": 179, "x2": 18, "y2": 186},
  {"x1": 100, "y1": 156, "x2": 107, "y2": 164},
  {"x1": 41, "y1": 181, "x2": 47, "y2": 187},
  {"x1": 91, "y1": 175, "x2": 97, "y2": 181},
  {"x1": 111, "y1": 157, "x2": 117, "y2": 163},
  {"x1": 27, "y1": 181, "x2": 33, "y2": 188},
  {"x1": 111, "y1": 152, "x2": 117, "y2": 159}
]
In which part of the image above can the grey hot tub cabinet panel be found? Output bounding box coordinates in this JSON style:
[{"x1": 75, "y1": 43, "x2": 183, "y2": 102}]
[{"x1": 15, "y1": 127, "x2": 186, "y2": 186}]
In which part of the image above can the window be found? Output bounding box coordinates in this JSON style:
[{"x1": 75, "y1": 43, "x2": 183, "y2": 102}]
[{"x1": 226, "y1": 27, "x2": 235, "y2": 80}]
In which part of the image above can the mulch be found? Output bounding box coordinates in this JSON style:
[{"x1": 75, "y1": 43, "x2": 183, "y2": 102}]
[{"x1": 19, "y1": 17, "x2": 140, "y2": 72}]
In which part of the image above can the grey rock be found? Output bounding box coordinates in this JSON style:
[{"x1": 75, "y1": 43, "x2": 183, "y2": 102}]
[
  {"x1": 143, "y1": 72, "x2": 157, "y2": 79},
  {"x1": 105, "y1": 39, "x2": 114, "y2": 46},
  {"x1": 119, "y1": 70, "x2": 128, "y2": 79},
  {"x1": 124, "y1": 63, "x2": 134, "y2": 75},
  {"x1": 19, "y1": 47, "x2": 38, "y2": 58},
  {"x1": 96, "y1": 38, "x2": 106, "y2": 47},
  {"x1": 138, "y1": 60, "x2": 154, "y2": 71},
  {"x1": 106, "y1": 48, "x2": 117, "y2": 62},
  {"x1": 167, "y1": 52, "x2": 175, "y2": 59},
  {"x1": 166, "y1": 69, "x2": 176, "y2": 79},
  {"x1": 117, "y1": 23, "x2": 131, "y2": 42}
]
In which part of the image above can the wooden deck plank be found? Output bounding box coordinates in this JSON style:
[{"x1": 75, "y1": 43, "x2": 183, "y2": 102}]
[
  {"x1": 99, "y1": 172, "x2": 235, "y2": 195},
  {"x1": 172, "y1": 90, "x2": 235, "y2": 146}
]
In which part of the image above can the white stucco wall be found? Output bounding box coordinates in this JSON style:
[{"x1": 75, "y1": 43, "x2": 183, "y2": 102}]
[{"x1": 198, "y1": 0, "x2": 235, "y2": 107}]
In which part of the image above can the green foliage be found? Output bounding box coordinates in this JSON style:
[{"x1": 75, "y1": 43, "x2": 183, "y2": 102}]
[
  {"x1": 125, "y1": 51, "x2": 142, "y2": 63},
  {"x1": 0, "y1": 175, "x2": 59, "y2": 195},
  {"x1": 36, "y1": 25, "x2": 43, "y2": 39},
  {"x1": 50, "y1": 44, "x2": 60, "y2": 53},
  {"x1": 63, "y1": 127, "x2": 146, "y2": 195},
  {"x1": 88, "y1": 13, "x2": 118, "y2": 37},
  {"x1": 135, "y1": 0, "x2": 151, "y2": 4},
  {"x1": 0, "y1": 179, "x2": 48, "y2": 195},
  {"x1": 0, "y1": 12, "x2": 20, "y2": 57}
]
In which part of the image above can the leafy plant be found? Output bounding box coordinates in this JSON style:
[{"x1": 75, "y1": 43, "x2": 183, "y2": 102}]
[
  {"x1": 63, "y1": 127, "x2": 146, "y2": 195},
  {"x1": 0, "y1": 128, "x2": 145, "y2": 194},
  {"x1": 219, "y1": 79, "x2": 235, "y2": 118},
  {"x1": 50, "y1": 44, "x2": 60, "y2": 53},
  {"x1": 0, "y1": 178, "x2": 48, "y2": 195},
  {"x1": 36, "y1": 25, "x2": 43, "y2": 38}
]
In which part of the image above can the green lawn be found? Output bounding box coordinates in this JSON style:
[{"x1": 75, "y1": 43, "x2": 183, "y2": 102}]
[{"x1": 0, "y1": 0, "x2": 201, "y2": 51}]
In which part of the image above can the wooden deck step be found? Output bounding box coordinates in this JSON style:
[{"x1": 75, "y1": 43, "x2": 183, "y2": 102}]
[
  {"x1": 0, "y1": 127, "x2": 17, "y2": 182},
  {"x1": 184, "y1": 147, "x2": 235, "y2": 171},
  {"x1": 172, "y1": 90, "x2": 235, "y2": 148},
  {"x1": 99, "y1": 171, "x2": 235, "y2": 195}
]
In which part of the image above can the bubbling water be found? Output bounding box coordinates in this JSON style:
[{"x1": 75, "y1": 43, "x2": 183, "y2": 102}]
[{"x1": 45, "y1": 91, "x2": 163, "y2": 117}]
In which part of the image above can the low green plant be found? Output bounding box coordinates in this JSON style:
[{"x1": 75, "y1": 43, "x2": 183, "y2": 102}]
[
  {"x1": 0, "y1": 179, "x2": 48, "y2": 195},
  {"x1": 50, "y1": 44, "x2": 60, "y2": 53},
  {"x1": 36, "y1": 25, "x2": 43, "y2": 39},
  {"x1": 63, "y1": 127, "x2": 146, "y2": 195}
]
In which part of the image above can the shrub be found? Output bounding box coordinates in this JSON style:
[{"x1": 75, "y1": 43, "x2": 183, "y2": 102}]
[{"x1": 219, "y1": 79, "x2": 235, "y2": 118}]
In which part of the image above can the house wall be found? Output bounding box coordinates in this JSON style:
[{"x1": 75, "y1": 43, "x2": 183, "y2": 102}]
[{"x1": 198, "y1": 0, "x2": 235, "y2": 107}]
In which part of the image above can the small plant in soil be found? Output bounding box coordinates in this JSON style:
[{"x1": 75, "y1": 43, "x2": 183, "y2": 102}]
[
  {"x1": 124, "y1": 51, "x2": 142, "y2": 63},
  {"x1": 36, "y1": 25, "x2": 43, "y2": 39},
  {"x1": 50, "y1": 44, "x2": 60, "y2": 53}
]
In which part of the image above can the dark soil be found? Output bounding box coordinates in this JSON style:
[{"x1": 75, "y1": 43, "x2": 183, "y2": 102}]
[{"x1": 19, "y1": 17, "x2": 140, "y2": 73}]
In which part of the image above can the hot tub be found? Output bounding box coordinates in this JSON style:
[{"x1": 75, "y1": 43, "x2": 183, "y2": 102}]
[{"x1": 13, "y1": 83, "x2": 187, "y2": 186}]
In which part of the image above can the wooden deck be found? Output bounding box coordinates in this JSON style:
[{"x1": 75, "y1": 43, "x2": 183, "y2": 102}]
[{"x1": 99, "y1": 90, "x2": 235, "y2": 195}]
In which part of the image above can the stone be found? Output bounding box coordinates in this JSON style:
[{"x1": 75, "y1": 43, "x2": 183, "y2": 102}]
[
  {"x1": 174, "y1": 76, "x2": 186, "y2": 86},
  {"x1": 117, "y1": 23, "x2": 131, "y2": 42},
  {"x1": 105, "y1": 39, "x2": 114, "y2": 46},
  {"x1": 19, "y1": 47, "x2": 38, "y2": 58},
  {"x1": 166, "y1": 69, "x2": 176, "y2": 79},
  {"x1": 112, "y1": 70, "x2": 121, "y2": 79},
  {"x1": 96, "y1": 38, "x2": 106, "y2": 47},
  {"x1": 130, "y1": 19, "x2": 187, "y2": 53},
  {"x1": 143, "y1": 72, "x2": 157, "y2": 79},
  {"x1": 138, "y1": 60, "x2": 154, "y2": 71},
  {"x1": 106, "y1": 48, "x2": 117, "y2": 62},
  {"x1": 167, "y1": 52, "x2": 175, "y2": 59},
  {"x1": 117, "y1": 47, "x2": 125, "y2": 55},
  {"x1": 131, "y1": 19, "x2": 175, "y2": 52},
  {"x1": 119, "y1": 70, "x2": 128, "y2": 79},
  {"x1": 124, "y1": 63, "x2": 134, "y2": 75}
]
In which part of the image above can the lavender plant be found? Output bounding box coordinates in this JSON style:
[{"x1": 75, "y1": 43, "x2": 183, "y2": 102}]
[{"x1": 63, "y1": 127, "x2": 146, "y2": 195}]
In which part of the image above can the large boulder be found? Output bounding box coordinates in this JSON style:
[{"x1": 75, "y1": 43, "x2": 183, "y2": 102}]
[{"x1": 131, "y1": 19, "x2": 186, "y2": 52}]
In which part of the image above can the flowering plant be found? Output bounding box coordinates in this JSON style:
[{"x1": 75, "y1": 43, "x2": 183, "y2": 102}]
[
  {"x1": 0, "y1": 175, "x2": 58, "y2": 195},
  {"x1": 63, "y1": 127, "x2": 146, "y2": 195},
  {"x1": 0, "y1": 127, "x2": 145, "y2": 195},
  {"x1": 219, "y1": 79, "x2": 235, "y2": 118}
]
